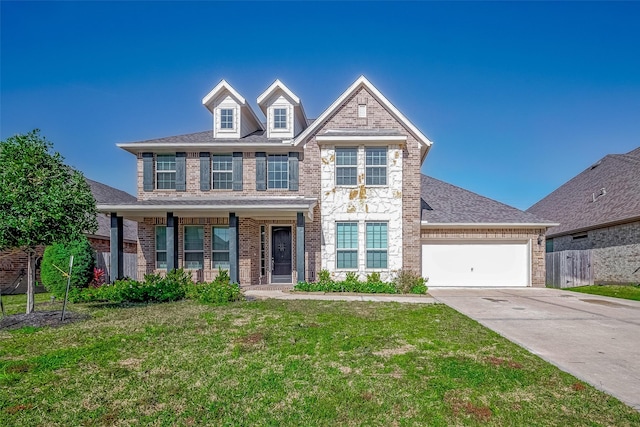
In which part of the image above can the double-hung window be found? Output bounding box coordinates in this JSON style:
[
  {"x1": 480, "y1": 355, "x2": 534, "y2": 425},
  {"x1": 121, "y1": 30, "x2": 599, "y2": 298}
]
[
  {"x1": 365, "y1": 148, "x2": 387, "y2": 185},
  {"x1": 155, "y1": 226, "x2": 167, "y2": 269},
  {"x1": 212, "y1": 154, "x2": 233, "y2": 189},
  {"x1": 267, "y1": 154, "x2": 289, "y2": 189},
  {"x1": 335, "y1": 148, "x2": 357, "y2": 186},
  {"x1": 366, "y1": 222, "x2": 388, "y2": 268},
  {"x1": 336, "y1": 222, "x2": 358, "y2": 269},
  {"x1": 156, "y1": 154, "x2": 176, "y2": 189},
  {"x1": 184, "y1": 226, "x2": 204, "y2": 269},
  {"x1": 220, "y1": 109, "x2": 234, "y2": 129},
  {"x1": 212, "y1": 226, "x2": 230, "y2": 270},
  {"x1": 274, "y1": 108, "x2": 287, "y2": 129}
]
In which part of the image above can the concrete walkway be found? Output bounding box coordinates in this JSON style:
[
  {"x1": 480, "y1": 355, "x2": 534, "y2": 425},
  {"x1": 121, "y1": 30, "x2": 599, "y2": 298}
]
[
  {"x1": 428, "y1": 287, "x2": 640, "y2": 411},
  {"x1": 244, "y1": 289, "x2": 435, "y2": 304}
]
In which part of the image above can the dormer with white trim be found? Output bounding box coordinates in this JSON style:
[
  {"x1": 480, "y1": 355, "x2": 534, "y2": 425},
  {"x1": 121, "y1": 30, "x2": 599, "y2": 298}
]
[
  {"x1": 202, "y1": 80, "x2": 264, "y2": 139},
  {"x1": 257, "y1": 79, "x2": 308, "y2": 139}
]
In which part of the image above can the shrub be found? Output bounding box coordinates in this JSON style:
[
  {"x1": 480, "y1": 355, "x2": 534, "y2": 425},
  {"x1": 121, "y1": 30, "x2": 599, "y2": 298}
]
[
  {"x1": 40, "y1": 237, "x2": 95, "y2": 298},
  {"x1": 187, "y1": 269, "x2": 243, "y2": 304},
  {"x1": 394, "y1": 270, "x2": 428, "y2": 294}
]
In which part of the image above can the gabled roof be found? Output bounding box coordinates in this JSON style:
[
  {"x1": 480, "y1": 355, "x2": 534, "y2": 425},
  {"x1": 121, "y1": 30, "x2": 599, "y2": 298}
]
[
  {"x1": 293, "y1": 76, "x2": 433, "y2": 151},
  {"x1": 421, "y1": 175, "x2": 553, "y2": 227},
  {"x1": 201, "y1": 79, "x2": 264, "y2": 130},
  {"x1": 257, "y1": 79, "x2": 300, "y2": 106},
  {"x1": 527, "y1": 147, "x2": 640, "y2": 237}
]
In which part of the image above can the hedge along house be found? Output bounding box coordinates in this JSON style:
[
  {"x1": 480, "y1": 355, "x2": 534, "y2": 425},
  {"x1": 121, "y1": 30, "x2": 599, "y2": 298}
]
[{"x1": 99, "y1": 76, "x2": 554, "y2": 287}]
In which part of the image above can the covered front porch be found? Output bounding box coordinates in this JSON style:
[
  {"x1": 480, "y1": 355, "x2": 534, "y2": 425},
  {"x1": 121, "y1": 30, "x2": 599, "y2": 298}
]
[{"x1": 98, "y1": 197, "x2": 317, "y2": 286}]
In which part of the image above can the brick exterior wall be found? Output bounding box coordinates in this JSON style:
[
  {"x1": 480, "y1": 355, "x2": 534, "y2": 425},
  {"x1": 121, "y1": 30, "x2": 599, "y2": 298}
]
[
  {"x1": 421, "y1": 228, "x2": 547, "y2": 287},
  {"x1": 549, "y1": 221, "x2": 640, "y2": 284}
]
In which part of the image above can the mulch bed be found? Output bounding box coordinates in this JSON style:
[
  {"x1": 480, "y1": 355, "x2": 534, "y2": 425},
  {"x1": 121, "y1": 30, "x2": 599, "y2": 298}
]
[{"x1": 0, "y1": 310, "x2": 89, "y2": 331}]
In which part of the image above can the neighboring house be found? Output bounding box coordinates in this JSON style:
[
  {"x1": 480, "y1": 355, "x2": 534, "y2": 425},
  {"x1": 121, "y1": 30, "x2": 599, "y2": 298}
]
[
  {"x1": 99, "y1": 76, "x2": 553, "y2": 287},
  {"x1": 0, "y1": 179, "x2": 138, "y2": 294},
  {"x1": 527, "y1": 147, "x2": 640, "y2": 284}
]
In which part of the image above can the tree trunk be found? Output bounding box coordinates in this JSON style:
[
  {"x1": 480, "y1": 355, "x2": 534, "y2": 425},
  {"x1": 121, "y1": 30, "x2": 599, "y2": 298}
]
[{"x1": 26, "y1": 249, "x2": 35, "y2": 314}]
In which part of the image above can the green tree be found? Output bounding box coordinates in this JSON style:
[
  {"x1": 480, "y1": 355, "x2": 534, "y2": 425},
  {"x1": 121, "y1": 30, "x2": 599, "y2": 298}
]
[
  {"x1": 41, "y1": 237, "x2": 96, "y2": 298},
  {"x1": 0, "y1": 130, "x2": 97, "y2": 313}
]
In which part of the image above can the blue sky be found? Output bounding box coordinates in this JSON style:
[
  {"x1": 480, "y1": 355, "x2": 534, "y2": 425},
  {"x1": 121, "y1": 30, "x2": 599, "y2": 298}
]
[{"x1": 2, "y1": 1, "x2": 639, "y2": 210}]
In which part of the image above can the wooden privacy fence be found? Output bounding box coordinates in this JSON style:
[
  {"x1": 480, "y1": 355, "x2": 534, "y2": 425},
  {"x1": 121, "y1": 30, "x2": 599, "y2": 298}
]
[
  {"x1": 96, "y1": 252, "x2": 137, "y2": 282},
  {"x1": 546, "y1": 250, "x2": 593, "y2": 288}
]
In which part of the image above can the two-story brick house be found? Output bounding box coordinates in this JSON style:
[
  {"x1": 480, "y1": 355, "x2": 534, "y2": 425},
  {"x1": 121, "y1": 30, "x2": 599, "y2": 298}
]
[{"x1": 99, "y1": 76, "x2": 554, "y2": 287}]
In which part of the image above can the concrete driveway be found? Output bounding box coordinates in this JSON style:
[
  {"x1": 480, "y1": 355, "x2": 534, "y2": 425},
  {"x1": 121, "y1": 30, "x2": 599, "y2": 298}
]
[{"x1": 428, "y1": 287, "x2": 640, "y2": 411}]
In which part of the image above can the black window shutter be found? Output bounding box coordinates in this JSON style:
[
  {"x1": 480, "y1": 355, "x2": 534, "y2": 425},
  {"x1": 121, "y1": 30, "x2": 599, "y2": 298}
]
[
  {"x1": 176, "y1": 152, "x2": 187, "y2": 191},
  {"x1": 200, "y1": 152, "x2": 210, "y2": 191},
  {"x1": 288, "y1": 152, "x2": 299, "y2": 191},
  {"x1": 256, "y1": 152, "x2": 266, "y2": 191},
  {"x1": 143, "y1": 152, "x2": 154, "y2": 191},
  {"x1": 232, "y1": 152, "x2": 243, "y2": 191}
]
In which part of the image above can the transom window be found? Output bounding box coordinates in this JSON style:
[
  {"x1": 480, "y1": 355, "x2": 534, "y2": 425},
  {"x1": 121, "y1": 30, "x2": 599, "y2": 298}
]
[
  {"x1": 184, "y1": 226, "x2": 204, "y2": 269},
  {"x1": 336, "y1": 148, "x2": 357, "y2": 186},
  {"x1": 212, "y1": 226, "x2": 230, "y2": 270},
  {"x1": 274, "y1": 108, "x2": 287, "y2": 129},
  {"x1": 212, "y1": 154, "x2": 233, "y2": 189},
  {"x1": 156, "y1": 154, "x2": 176, "y2": 190},
  {"x1": 336, "y1": 222, "x2": 358, "y2": 269},
  {"x1": 220, "y1": 108, "x2": 234, "y2": 129},
  {"x1": 365, "y1": 148, "x2": 387, "y2": 186},
  {"x1": 366, "y1": 222, "x2": 388, "y2": 268},
  {"x1": 155, "y1": 226, "x2": 167, "y2": 269},
  {"x1": 267, "y1": 154, "x2": 289, "y2": 189}
]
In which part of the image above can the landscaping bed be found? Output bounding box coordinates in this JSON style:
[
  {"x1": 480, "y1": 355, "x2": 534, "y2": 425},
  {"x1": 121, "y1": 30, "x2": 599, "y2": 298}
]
[{"x1": 1, "y1": 298, "x2": 639, "y2": 425}]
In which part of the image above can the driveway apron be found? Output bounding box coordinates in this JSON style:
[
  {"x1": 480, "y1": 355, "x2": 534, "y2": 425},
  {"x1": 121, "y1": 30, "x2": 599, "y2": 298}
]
[{"x1": 429, "y1": 287, "x2": 640, "y2": 411}]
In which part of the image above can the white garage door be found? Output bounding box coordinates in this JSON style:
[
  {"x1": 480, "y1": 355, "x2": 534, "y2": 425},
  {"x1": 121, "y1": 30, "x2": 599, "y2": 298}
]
[{"x1": 422, "y1": 241, "x2": 530, "y2": 287}]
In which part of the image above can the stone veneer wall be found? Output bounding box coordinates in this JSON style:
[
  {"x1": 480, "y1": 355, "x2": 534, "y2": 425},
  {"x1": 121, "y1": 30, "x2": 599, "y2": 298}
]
[
  {"x1": 421, "y1": 228, "x2": 547, "y2": 287},
  {"x1": 320, "y1": 145, "x2": 403, "y2": 281},
  {"x1": 302, "y1": 86, "x2": 423, "y2": 280}
]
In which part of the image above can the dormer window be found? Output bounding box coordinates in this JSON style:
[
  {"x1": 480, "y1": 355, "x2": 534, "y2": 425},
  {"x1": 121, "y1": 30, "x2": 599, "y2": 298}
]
[
  {"x1": 274, "y1": 108, "x2": 287, "y2": 129},
  {"x1": 220, "y1": 109, "x2": 234, "y2": 130}
]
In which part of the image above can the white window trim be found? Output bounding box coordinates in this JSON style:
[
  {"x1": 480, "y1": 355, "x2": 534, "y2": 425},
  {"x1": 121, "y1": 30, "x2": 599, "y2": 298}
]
[
  {"x1": 335, "y1": 147, "x2": 358, "y2": 187},
  {"x1": 270, "y1": 105, "x2": 290, "y2": 132},
  {"x1": 218, "y1": 107, "x2": 237, "y2": 132},
  {"x1": 211, "y1": 154, "x2": 233, "y2": 190},
  {"x1": 155, "y1": 225, "x2": 167, "y2": 269},
  {"x1": 365, "y1": 221, "x2": 389, "y2": 270},
  {"x1": 335, "y1": 222, "x2": 358, "y2": 270},
  {"x1": 156, "y1": 154, "x2": 177, "y2": 190},
  {"x1": 365, "y1": 147, "x2": 388, "y2": 187},
  {"x1": 267, "y1": 154, "x2": 289, "y2": 190}
]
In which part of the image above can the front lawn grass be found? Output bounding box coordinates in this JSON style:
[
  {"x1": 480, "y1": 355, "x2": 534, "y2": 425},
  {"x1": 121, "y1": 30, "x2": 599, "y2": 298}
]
[
  {"x1": 567, "y1": 284, "x2": 640, "y2": 301},
  {"x1": 1, "y1": 292, "x2": 54, "y2": 315},
  {"x1": 1, "y1": 299, "x2": 639, "y2": 426}
]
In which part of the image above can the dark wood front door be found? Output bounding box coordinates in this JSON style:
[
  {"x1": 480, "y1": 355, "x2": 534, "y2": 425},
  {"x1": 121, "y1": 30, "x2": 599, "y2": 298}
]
[{"x1": 272, "y1": 226, "x2": 292, "y2": 282}]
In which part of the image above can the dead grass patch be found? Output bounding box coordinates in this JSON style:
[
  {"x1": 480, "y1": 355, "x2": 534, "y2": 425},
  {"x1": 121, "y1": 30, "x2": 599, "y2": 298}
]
[
  {"x1": 572, "y1": 382, "x2": 587, "y2": 391},
  {"x1": 4, "y1": 403, "x2": 33, "y2": 414},
  {"x1": 486, "y1": 356, "x2": 523, "y2": 369},
  {"x1": 373, "y1": 344, "x2": 415, "y2": 357},
  {"x1": 445, "y1": 392, "x2": 492, "y2": 423},
  {"x1": 236, "y1": 332, "x2": 265, "y2": 345}
]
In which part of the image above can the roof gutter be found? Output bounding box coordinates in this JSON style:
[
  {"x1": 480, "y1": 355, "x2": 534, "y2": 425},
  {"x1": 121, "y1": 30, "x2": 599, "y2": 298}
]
[
  {"x1": 117, "y1": 141, "x2": 296, "y2": 154},
  {"x1": 421, "y1": 222, "x2": 559, "y2": 229}
]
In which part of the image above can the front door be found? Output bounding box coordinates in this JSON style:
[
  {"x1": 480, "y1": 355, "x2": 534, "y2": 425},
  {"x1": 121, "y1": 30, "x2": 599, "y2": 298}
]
[{"x1": 271, "y1": 226, "x2": 292, "y2": 283}]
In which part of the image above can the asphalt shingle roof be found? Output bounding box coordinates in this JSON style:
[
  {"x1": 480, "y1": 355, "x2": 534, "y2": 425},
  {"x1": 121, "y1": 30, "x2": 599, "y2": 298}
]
[
  {"x1": 86, "y1": 179, "x2": 138, "y2": 241},
  {"x1": 421, "y1": 175, "x2": 548, "y2": 224},
  {"x1": 527, "y1": 147, "x2": 640, "y2": 237}
]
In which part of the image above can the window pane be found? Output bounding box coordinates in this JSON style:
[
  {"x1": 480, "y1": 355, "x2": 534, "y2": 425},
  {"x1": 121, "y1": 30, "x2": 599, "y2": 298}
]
[
  {"x1": 212, "y1": 227, "x2": 229, "y2": 251},
  {"x1": 267, "y1": 155, "x2": 289, "y2": 189},
  {"x1": 366, "y1": 223, "x2": 388, "y2": 249},
  {"x1": 366, "y1": 251, "x2": 387, "y2": 269},
  {"x1": 366, "y1": 148, "x2": 387, "y2": 165},
  {"x1": 155, "y1": 226, "x2": 166, "y2": 251},
  {"x1": 365, "y1": 167, "x2": 386, "y2": 185},
  {"x1": 337, "y1": 251, "x2": 358, "y2": 269},
  {"x1": 184, "y1": 226, "x2": 204, "y2": 250},
  {"x1": 157, "y1": 172, "x2": 176, "y2": 189},
  {"x1": 212, "y1": 155, "x2": 232, "y2": 171},
  {"x1": 274, "y1": 108, "x2": 287, "y2": 129},
  {"x1": 184, "y1": 252, "x2": 204, "y2": 269},
  {"x1": 336, "y1": 148, "x2": 357, "y2": 165},
  {"x1": 156, "y1": 251, "x2": 167, "y2": 269},
  {"x1": 336, "y1": 167, "x2": 357, "y2": 186},
  {"x1": 213, "y1": 172, "x2": 233, "y2": 189},
  {"x1": 156, "y1": 154, "x2": 176, "y2": 171},
  {"x1": 212, "y1": 252, "x2": 230, "y2": 269},
  {"x1": 337, "y1": 223, "x2": 358, "y2": 249},
  {"x1": 221, "y1": 109, "x2": 234, "y2": 129},
  {"x1": 365, "y1": 148, "x2": 387, "y2": 186}
]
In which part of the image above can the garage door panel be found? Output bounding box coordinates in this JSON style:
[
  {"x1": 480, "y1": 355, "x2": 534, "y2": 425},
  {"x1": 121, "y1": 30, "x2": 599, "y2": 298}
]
[{"x1": 422, "y1": 241, "x2": 529, "y2": 287}]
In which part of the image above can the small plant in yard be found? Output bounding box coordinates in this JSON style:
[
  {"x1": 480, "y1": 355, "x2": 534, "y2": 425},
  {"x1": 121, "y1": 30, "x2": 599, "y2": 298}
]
[
  {"x1": 394, "y1": 269, "x2": 428, "y2": 294},
  {"x1": 40, "y1": 237, "x2": 95, "y2": 298},
  {"x1": 89, "y1": 267, "x2": 106, "y2": 288},
  {"x1": 187, "y1": 269, "x2": 243, "y2": 304}
]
